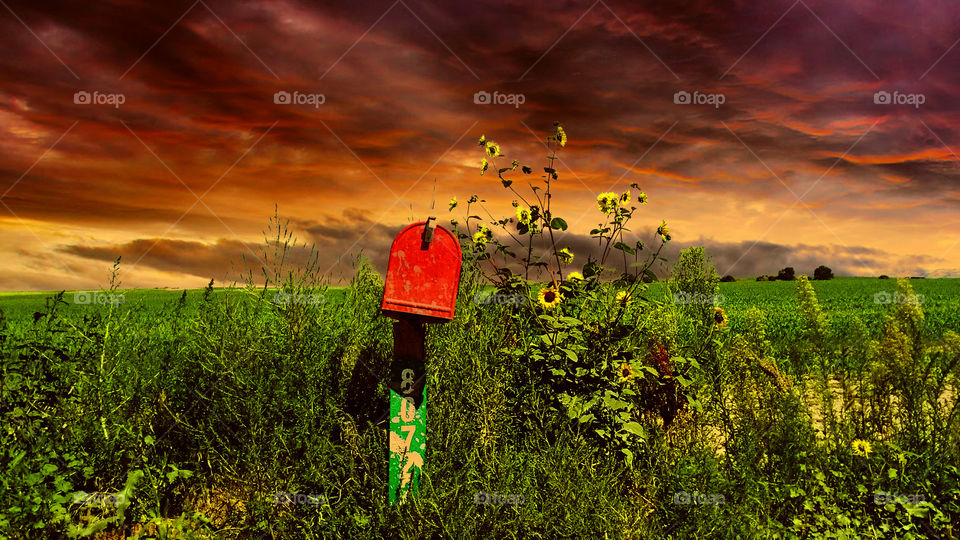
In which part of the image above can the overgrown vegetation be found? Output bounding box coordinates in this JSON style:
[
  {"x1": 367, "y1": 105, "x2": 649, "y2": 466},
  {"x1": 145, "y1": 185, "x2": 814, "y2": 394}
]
[{"x1": 1, "y1": 126, "x2": 958, "y2": 538}]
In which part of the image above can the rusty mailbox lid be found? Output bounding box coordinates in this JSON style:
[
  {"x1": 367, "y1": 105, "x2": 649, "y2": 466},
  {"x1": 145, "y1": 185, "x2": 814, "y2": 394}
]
[{"x1": 381, "y1": 219, "x2": 462, "y2": 322}]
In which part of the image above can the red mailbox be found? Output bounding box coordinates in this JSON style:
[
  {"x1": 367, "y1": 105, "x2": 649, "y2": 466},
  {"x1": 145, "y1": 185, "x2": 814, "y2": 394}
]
[{"x1": 381, "y1": 218, "x2": 462, "y2": 322}]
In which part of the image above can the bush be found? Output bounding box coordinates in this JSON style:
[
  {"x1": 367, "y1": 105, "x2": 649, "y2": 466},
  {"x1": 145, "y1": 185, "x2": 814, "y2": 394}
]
[
  {"x1": 812, "y1": 265, "x2": 834, "y2": 280},
  {"x1": 720, "y1": 275, "x2": 736, "y2": 282},
  {"x1": 777, "y1": 267, "x2": 796, "y2": 281},
  {"x1": 878, "y1": 275, "x2": 890, "y2": 279}
]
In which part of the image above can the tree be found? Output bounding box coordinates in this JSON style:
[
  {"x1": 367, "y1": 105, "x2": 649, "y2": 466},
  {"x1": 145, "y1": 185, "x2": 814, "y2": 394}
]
[
  {"x1": 777, "y1": 267, "x2": 796, "y2": 281},
  {"x1": 813, "y1": 265, "x2": 834, "y2": 280}
]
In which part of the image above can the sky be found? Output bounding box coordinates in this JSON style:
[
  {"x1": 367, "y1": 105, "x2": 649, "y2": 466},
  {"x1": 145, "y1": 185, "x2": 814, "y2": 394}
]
[{"x1": 1, "y1": 0, "x2": 959, "y2": 290}]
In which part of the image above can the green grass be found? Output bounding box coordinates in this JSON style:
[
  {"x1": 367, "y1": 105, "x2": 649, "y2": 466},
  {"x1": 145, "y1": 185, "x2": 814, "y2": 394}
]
[{"x1": 1, "y1": 272, "x2": 958, "y2": 538}]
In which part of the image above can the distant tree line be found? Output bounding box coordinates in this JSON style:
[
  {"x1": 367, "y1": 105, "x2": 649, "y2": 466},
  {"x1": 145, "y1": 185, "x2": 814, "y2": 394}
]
[{"x1": 750, "y1": 265, "x2": 834, "y2": 282}]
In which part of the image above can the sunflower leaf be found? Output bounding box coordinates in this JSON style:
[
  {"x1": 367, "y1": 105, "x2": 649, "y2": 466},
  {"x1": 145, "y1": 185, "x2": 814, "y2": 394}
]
[{"x1": 622, "y1": 422, "x2": 646, "y2": 439}]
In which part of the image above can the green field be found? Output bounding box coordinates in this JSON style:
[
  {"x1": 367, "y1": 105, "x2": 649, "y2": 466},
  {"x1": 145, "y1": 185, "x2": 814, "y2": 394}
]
[
  {"x1": 1, "y1": 267, "x2": 958, "y2": 538},
  {"x1": 5, "y1": 276, "x2": 957, "y2": 353}
]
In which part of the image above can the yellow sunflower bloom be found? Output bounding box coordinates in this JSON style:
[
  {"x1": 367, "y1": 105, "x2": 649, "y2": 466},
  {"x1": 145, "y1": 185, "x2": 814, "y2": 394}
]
[
  {"x1": 620, "y1": 190, "x2": 631, "y2": 204},
  {"x1": 473, "y1": 225, "x2": 491, "y2": 249},
  {"x1": 657, "y1": 220, "x2": 670, "y2": 242},
  {"x1": 851, "y1": 439, "x2": 872, "y2": 457},
  {"x1": 480, "y1": 158, "x2": 489, "y2": 176},
  {"x1": 713, "y1": 307, "x2": 727, "y2": 328},
  {"x1": 618, "y1": 362, "x2": 635, "y2": 383},
  {"x1": 567, "y1": 271, "x2": 584, "y2": 282},
  {"x1": 477, "y1": 134, "x2": 486, "y2": 147},
  {"x1": 556, "y1": 126, "x2": 567, "y2": 147},
  {"x1": 557, "y1": 248, "x2": 574, "y2": 264},
  {"x1": 516, "y1": 206, "x2": 531, "y2": 225},
  {"x1": 538, "y1": 287, "x2": 562, "y2": 310},
  {"x1": 448, "y1": 196, "x2": 457, "y2": 211},
  {"x1": 637, "y1": 191, "x2": 648, "y2": 204},
  {"x1": 616, "y1": 291, "x2": 631, "y2": 306},
  {"x1": 597, "y1": 192, "x2": 619, "y2": 214}
]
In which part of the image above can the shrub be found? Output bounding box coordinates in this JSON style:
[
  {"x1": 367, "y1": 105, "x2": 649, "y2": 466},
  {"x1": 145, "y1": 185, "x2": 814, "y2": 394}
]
[{"x1": 720, "y1": 275, "x2": 736, "y2": 282}]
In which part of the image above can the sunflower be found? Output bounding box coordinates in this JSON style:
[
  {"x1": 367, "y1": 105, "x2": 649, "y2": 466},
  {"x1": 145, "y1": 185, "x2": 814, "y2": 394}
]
[
  {"x1": 555, "y1": 125, "x2": 567, "y2": 147},
  {"x1": 557, "y1": 248, "x2": 574, "y2": 264},
  {"x1": 851, "y1": 439, "x2": 872, "y2": 457},
  {"x1": 597, "y1": 192, "x2": 620, "y2": 214},
  {"x1": 537, "y1": 286, "x2": 562, "y2": 310},
  {"x1": 619, "y1": 190, "x2": 631, "y2": 204},
  {"x1": 485, "y1": 141, "x2": 500, "y2": 157},
  {"x1": 472, "y1": 231, "x2": 486, "y2": 249},
  {"x1": 477, "y1": 134, "x2": 486, "y2": 147},
  {"x1": 713, "y1": 307, "x2": 727, "y2": 327},
  {"x1": 511, "y1": 159, "x2": 520, "y2": 171},
  {"x1": 616, "y1": 291, "x2": 632, "y2": 306},
  {"x1": 516, "y1": 206, "x2": 532, "y2": 225},
  {"x1": 480, "y1": 158, "x2": 489, "y2": 176},
  {"x1": 567, "y1": 271, "x2": 584, "y2": 282},
  {"x1": 637, "y1": 191, "x2": 648, "y2": 204},
  {"x1": 473, "y1": 225, "x2": 491, "y2": 249},
  {"x1": 618, "y1": 362, "x2": 635, "y2": 383},
  {"x1": 657, "y1": 220, "x2": 670, "y2": 242},
  {"x1": 448, "y1": 196, "x2": 457, "y2": 211}
]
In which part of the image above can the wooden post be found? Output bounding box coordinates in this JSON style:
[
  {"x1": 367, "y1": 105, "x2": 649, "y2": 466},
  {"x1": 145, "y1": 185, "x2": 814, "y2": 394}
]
[{"x1": 388, "y1": 317, "x2": 427, "y2": 504}]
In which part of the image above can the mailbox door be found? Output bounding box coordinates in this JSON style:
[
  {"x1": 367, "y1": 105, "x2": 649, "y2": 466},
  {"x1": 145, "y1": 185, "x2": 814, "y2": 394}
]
[{"x1": 382, "y1": 222, "x2": 462, "y2": 321}]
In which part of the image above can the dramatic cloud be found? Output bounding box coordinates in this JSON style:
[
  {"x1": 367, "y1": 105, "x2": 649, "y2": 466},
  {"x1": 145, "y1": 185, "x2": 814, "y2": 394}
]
[{"x1": 1, "y1": 0, "x2": 959, "y2": 289}]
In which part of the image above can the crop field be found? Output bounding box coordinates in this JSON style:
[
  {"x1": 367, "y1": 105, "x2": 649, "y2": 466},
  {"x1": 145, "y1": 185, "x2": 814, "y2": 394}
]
[{"x1": 2, "y1": 256, "x2": 958, "y2": 538}]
